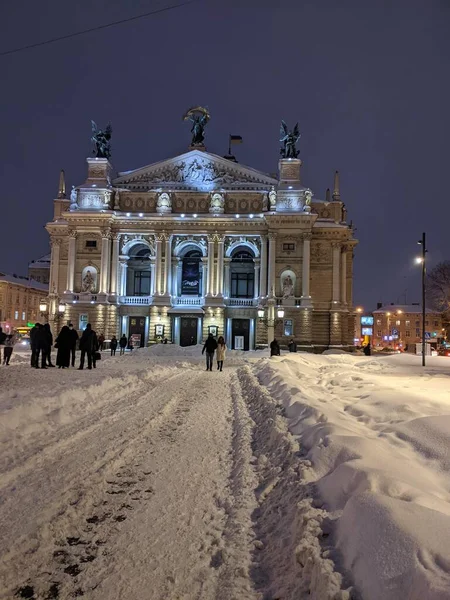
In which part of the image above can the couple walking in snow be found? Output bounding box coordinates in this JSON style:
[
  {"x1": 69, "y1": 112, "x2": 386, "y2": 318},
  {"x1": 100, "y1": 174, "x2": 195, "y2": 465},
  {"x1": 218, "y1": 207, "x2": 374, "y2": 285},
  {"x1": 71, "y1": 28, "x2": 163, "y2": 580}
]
[{"x1": 202, "y1": 333, "x2": 226, "y2": 371}]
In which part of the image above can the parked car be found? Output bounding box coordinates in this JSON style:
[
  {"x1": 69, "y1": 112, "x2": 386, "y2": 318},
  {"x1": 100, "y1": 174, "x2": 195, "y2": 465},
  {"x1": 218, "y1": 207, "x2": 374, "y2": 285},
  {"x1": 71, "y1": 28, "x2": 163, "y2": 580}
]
[{"x1": 438, "y1": 347, "x2": 450, "y2": 357}]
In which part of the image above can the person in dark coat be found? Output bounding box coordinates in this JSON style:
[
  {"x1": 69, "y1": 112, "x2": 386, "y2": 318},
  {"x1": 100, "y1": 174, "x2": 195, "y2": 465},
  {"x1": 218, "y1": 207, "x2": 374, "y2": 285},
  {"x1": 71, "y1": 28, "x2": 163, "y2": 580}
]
[
  {"x1": 110, "y1": 336, "x2": 118, "y2": 356},
  {"x1": 363, "y1": 342, "x2": 371, "y2": 356},
  {"x1": 43, "y1": 323, "x2": 55, "y2": 367},
  {"x1": 288, "y1": 339, "x2": 297, "y2": 352},
  {"x1": 270, "y1": 339, "x2": 281, "y2": 357},
  {"x1": 119, "y1": 334, "x2": 127, "y2": 355},
  {"x1": 0, "y1": 326, "x2": 6, "y2": 365},
  {"x1": 202, "y1": 333, "x2": 218, "y2": 371},
  {"x1": 55, "y1": 326, "x2": 72, "y2": 368},
  {"x1": 78, "y1": 324, "x2": 98, "y2": 370},
  {"x1": 30, "y1": 323, "x2": 40, "y2": 367},
  {"x1": 68, "y1": 323, "x2": 79, "y2": 367},
  {"x1": 98, "y1": 333, "x2": 105, "y2": 351}
]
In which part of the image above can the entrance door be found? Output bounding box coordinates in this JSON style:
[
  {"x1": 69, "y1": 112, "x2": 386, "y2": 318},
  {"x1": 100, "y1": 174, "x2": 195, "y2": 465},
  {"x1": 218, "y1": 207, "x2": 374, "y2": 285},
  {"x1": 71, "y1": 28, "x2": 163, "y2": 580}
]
[
  {"x1": 180, "y1": 317, "x2": 198, "y2": 347},
  {"x1": 232, "y1": 319, "x2": 250, "y2": 350},
  {"x1": 129, "y1": 316, "x2": 146, "y2": 347}
]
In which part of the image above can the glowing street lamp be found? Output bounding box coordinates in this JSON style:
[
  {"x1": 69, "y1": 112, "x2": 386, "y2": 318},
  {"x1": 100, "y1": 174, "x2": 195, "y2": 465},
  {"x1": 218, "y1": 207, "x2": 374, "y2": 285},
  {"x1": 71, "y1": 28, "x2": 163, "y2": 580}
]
[
  {"x1": 257, "y1": 308, "x2": 265, "y2": 319},
  {"x1": 417, "y1": 232, "x2": 427, "y2": 367},
  {"x1": 277, "y1": 307, "x2": 285, "y2": 319},
  {"x1": 39, "y1": 302, "x2": 48, "y2": 313},
  {"x1": 58, "y1": 303, "x2": 66, "y2": 313}
]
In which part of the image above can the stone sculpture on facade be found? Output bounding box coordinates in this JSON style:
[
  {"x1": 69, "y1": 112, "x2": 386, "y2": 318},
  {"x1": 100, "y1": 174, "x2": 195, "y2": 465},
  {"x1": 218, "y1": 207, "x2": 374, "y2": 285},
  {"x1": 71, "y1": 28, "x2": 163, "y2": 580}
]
[
  {"x1": 303, "y1": 189, "x2": 312, "y2": 213},
  {"x1": 91, "y1": 121, "x2": 112, "y2": 159},
  {"x1": 280, "y1": 121, "x2": 300, "y2": 159},
  {"x1": 183, "y1": 106, "x2": 210, "y2": 146},
  {"x1": 69, "y1": 186, "x2": 78, "y2": 210},
  {"x1": 282, "y1": 274, "x2": 294, "y2": 298},
  {"x1": 156, "y1": 192, "x2": 172, "y2": 214},
  {"x1": 269, "y1": 187, "x2": 277, "y2": 211},
  {"x1": 81, "y1": 269, "x2": 96, "y2": 293},
  {"x1": 209, "y1": 192, "x2": 225, "y2": 214}
]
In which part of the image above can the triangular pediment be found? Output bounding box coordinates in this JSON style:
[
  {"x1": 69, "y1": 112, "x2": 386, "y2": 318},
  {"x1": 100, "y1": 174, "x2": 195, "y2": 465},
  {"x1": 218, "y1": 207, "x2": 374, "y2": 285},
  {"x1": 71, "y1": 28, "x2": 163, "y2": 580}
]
[{"x1": 113, "y1": 150, "x2": 278, "y2": 191}]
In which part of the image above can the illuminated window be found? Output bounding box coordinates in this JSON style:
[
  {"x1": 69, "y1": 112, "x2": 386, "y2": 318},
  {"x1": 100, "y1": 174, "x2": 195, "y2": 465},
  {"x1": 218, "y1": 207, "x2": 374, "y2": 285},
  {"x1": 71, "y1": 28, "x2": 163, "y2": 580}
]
[
  {"x1": 22, "y1": 311, "x2": 25, "y2": 320},
  {"x1": 14, "y1": 310, "x2": 19, "y2": 320},
  {"x1": 376, "y1": 319, "x2": 381, "y2": 325},
  {"x1": 405, "y1": 320, "x2": 410, "y2": 327},
  {"x1": 395, "y1": 320, "x2": 401, "y2": 326},
  {"x1": 284, "y1": 319, "x2": 293, "y2": 336}
]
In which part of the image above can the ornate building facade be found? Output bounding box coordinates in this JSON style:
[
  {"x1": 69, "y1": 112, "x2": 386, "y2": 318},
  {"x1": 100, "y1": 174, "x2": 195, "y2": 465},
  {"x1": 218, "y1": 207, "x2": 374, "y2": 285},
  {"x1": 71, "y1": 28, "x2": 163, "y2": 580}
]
[{"x1": 45, "y1": 134, "x2": 358, "y2": 350}]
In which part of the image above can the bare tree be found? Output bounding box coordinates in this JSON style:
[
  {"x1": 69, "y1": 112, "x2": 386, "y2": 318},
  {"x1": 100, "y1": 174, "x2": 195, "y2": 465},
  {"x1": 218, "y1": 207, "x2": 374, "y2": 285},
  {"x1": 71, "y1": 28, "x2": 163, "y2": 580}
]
[{"x1": 427, "y1": 261, "x2": 450, "y2": 314}]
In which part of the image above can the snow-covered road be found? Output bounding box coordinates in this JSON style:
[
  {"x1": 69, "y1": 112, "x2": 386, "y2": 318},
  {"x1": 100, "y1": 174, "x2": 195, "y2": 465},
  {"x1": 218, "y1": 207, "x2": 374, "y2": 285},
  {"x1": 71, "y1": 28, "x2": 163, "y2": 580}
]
[
  {"x1": 0, "y1": 349, "x2": 345, "y2": 600},
  {"x1": 5, "y1": 347, "x2": 449, "y2": 600}
]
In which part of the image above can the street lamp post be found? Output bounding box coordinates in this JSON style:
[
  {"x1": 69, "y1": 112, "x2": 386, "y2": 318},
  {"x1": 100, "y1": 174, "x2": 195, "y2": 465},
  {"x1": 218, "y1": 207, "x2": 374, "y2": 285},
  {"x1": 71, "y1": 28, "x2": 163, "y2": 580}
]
[{"x1": 418, "y1": 232, "x2": 427, "y2": 367}]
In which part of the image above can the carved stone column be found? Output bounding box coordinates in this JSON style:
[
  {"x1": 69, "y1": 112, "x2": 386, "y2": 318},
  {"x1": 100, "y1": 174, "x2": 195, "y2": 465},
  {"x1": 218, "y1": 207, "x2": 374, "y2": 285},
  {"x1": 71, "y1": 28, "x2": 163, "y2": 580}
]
[
  {"x1": 100, "y1": 230, "x2": 111, "y2": 294},
  {"x1": 223, "y1": 258, "x2": 231, "y2": 298},
  {"x1": 110, "y1": 233, "x2": 120, "y2": 295},
  {"x1": 50, "y1": 237, "x2": 62, "y2": 294},
  {"x1": 206, "y1": 235, "x2": 215, "y2": 296},
  {"x1": 267, "y1": 233, "x2": 277, "y2": 297},
  {"x1": 163, "y1": 235, "x2": 172, "y2": 296},
  {"x1": 253, "y1": 259, "x2": 260, "y2": 299},
  {"x1": 119, "y1": 256, "x2": 129, "y2": 296},
  {"x1": 341, "y1": 245, "x2": 347, "y2": 306},
  {"x1": 201, "y1": 258, "x2": 207, "y2": 298},
  {"x1": 332, "y1": 242, "x2": 341, "y2": 305},
  {"x1": 66, "y1": 231, "x2": 76, "y2": 292},
  {"x1": 150, "y1": 262, "x2": 156, "y2": 296},
  {"x1": 259, "y1": 235, "x2": 268, "y2": 297},
  {"x1": 301, "y1": 233, "x2": 312, "y2": 307},
  {"x1": 155, "y1": 235, "x2": 163, "y2": 295},
  {"x1": 216, "y1": 235, "x2": 224, "y2": 296}
]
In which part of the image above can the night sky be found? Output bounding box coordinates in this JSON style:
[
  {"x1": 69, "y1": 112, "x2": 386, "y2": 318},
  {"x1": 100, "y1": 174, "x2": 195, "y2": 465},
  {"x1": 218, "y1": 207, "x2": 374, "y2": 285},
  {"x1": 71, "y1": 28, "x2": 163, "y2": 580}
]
[{"x1": 1, "y1": 0, "x2": 449, "y2": 310}]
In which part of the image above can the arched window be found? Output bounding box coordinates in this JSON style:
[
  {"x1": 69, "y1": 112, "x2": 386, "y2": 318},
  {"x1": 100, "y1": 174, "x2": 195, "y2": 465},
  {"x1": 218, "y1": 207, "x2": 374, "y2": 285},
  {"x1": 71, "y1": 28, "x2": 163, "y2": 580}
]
[
  {"x1": 181, "y1": 249, "x2": 202, "y2": 296},
  {"x1": 230, "y1": 250, "x2": 254, "y2": 298},
  {"x1": 127, "y1": 244, "x2": 152, "y2": 296}
]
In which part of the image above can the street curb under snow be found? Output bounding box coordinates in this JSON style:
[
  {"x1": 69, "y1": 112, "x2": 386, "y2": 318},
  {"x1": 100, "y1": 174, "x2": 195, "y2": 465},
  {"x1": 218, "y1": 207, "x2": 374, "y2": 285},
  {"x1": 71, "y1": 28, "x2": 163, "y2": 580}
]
[{"x1": 237, "y1": 365, "x2": 353, "y2": 600}]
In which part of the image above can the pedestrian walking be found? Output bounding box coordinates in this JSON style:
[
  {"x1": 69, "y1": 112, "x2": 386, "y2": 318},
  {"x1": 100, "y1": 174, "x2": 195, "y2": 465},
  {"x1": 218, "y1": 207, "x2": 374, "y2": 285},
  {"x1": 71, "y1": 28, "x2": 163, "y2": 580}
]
[
  {"x1": 288, "y1": 339, "x2": 297, "y2": 352},
  {"x1": 3, "y1": 333, "x2": 16, "y2": 365},
  {"x1": 0, "y1": 326, "x2": 6, "y2": 365},
  {"x1": 270, "y1": 338, "x2": 281, "y2": 356},
  {"x1": 78, "y1": 324, "x2": 99, "y2": 370},
  {"x1": 216, "y1": 336, "x2": 227, "y2": 371},
  {"x1": 43, "y1": 323, "x2": 55, "y2": 367},
  {"x1": 119, "y1": 334, "x2": 127, "y2": 355},
  {"x1": 110, "y1": 336, "x2": 118, "y2": 356},
  {"x1": 55, "y1": 325, "x2": 72, "y2": 368},
  {"x1": 98, "y1": 333, "x2": 105, "y2": 351},
  {"x1": 202, "y1": 333, "x2": 218, "y2": 371},
  {"x1": 68, "y1": 323, "x2": 79, "y2": 367}
]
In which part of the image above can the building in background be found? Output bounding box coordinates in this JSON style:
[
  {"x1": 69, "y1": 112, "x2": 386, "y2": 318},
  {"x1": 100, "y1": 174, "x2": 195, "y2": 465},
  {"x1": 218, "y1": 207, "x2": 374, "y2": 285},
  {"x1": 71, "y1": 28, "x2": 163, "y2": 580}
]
[
  {"x1": 44, "y1": 116, "x2": 358, "y2": 350},
  {"x1": 0, "y1": 273, "x2": 49, "y2": 333},
  {"x1": 28, "y1": 253, "x2": 51, "y2": 284},
  {"x1": 372, "y1": 304, "x2": 444, "y2": 349}
]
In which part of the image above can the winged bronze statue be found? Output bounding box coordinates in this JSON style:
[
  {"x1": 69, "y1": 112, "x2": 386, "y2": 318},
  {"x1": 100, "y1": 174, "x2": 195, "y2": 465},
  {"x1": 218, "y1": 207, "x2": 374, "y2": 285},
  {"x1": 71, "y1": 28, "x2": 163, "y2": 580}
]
[
  {"x1": 183, "y1": 106, "x2": 210, "y2": 146},
  {"x1": 91, "y1": 120, "x2": 112, "y2": 159},
  {"x1": 280, "y1": 121, "x2": 300, "y2": 159}
]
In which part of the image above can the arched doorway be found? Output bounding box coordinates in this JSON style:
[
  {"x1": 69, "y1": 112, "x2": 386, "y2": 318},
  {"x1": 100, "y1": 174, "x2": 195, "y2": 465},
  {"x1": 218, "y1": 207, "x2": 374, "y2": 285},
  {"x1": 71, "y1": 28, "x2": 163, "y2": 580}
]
[
  {"x1": 127, "y1": 244, "x2": 152, "y2": 296},
  {"x1": 230, "y1": 250, "x2": 254, "y2": 298}
]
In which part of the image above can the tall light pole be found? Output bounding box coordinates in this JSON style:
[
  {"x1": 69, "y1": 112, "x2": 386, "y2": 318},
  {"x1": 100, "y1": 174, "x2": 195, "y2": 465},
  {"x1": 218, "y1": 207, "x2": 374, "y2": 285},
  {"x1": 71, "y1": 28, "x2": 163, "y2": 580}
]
[{"x1": 418, "y1": 232, "x2": 427, "y2": 367}]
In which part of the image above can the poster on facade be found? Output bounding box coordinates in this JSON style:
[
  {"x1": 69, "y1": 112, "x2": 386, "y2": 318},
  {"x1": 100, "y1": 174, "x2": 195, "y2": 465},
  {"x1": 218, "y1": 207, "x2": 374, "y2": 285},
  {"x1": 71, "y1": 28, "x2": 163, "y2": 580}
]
[
  {"x1": 181, "y1": 259, "x2": 200, "y2": 295},
  {"x1": 155, "y1": 324, "x2": 165, "y2": 337},
  {"x1": 234, "y1": 336, "x2": 244, "y2": 350},
  {"x1": 79, "y1": 314, "x2": 88, "y2": 331},
  {"x1": 130, "y1": 334, "x2": 141, "y2": 348},
  {"x1": 208, "y1": 325, "x2": 218, "y2": 337}
]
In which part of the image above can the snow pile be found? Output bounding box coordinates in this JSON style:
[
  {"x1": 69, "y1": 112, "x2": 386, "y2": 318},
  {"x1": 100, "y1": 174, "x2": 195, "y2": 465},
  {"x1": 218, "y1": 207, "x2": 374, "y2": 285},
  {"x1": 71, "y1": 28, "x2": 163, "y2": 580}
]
[
  {"x1": 253, "y1": 353, "x2": 450, "y2": 599},
  {"x1": 238, "y1": 365, "x2": 352, "y2": 599}
]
